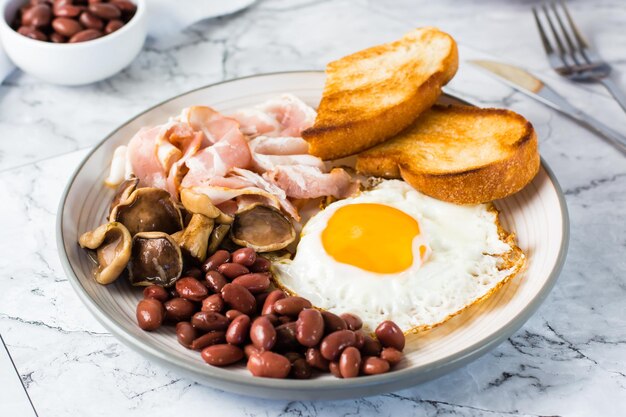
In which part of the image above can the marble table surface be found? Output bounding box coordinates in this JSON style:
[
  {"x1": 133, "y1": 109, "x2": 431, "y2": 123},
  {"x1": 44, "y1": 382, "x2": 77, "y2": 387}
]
[{"x1": 1, "y1": 0, "x2": 625, "y2": 416}]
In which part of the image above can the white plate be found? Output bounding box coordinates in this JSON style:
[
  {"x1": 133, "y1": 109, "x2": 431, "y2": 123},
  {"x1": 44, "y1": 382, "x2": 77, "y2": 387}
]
[{"x1": 57, "y1": 71, "x2": 569, "y2": 400}]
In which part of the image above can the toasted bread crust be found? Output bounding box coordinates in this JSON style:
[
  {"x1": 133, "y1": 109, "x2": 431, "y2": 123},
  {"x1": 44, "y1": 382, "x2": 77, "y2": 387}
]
[
  {"x1": 303, "y1": 27, "x2": 459, "y2": 160},
  {"x1": 356, "y1": 105, "x2": 540, "y2": 204}
]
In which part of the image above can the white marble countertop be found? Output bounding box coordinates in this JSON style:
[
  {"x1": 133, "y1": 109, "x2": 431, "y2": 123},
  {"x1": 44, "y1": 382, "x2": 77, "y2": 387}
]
[{"x1": 1, "y1": 0, "x2": 625, "y2": 416}]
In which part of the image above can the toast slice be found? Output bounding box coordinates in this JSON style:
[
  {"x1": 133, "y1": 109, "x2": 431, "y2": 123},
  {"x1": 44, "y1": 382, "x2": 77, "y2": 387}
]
[
  {"x1": 355, "y1": 105, "x2": 540, "y2": 204},
  {"x1": 302, "y1": 27, "x2": 458, "y2": 160}
]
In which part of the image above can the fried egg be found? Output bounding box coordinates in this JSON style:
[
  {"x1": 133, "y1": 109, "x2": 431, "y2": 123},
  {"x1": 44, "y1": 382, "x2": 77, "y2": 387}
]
[{"x1": 273, "y1": 180, "x2": 524, "y2": 333}]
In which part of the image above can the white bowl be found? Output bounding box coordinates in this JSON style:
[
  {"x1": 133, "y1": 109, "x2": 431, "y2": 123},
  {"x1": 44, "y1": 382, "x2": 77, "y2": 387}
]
[{"x1": 0, "y1": 0, "x2": 146, "y2": 85}]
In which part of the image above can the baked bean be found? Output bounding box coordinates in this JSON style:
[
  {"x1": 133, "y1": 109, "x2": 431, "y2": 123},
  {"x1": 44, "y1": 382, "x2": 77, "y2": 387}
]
[
  {"x1": 231, "y1": 247, "x2": 256, "y2": 266},
  {"x1": 296, "y1": 309, "x2": 324, "y2": 347},
  {"x1": 329, "y1": 361, "x2": 342, "y2": 378},
  {"x1": 104, "y1": 19, "x2": 123, "y2": 34},
  {"x1": 176, "y1": 322, "x2": 196, "y2": 348},
  {"x1": 205, "y1": 270, "x2": 227, "y2": 293},
  {"x1": 49, "y1": 32, "x2": 66, "y2": 43},
  {"x1": 176, "y1": 277, "x2": 208, "y2": 302},
  {"x1": 69, "y1": 29, "x2": 102, "y2": 43},
  {"x1": 52, "y1": 17, "x2": 82, "y2": 37},
  {"x1": 375, "y1": 321, "x2": 405, "y2": 350},
  {"x1": 53, "y1": 4, "x2": 82, "y2": 18},
  {"x1": 183, "y1": 267, "x2": 203, "y2": 280},
  {"x1": 250, "y1": 256, "x2": 271, "y2": 272},
  {"x1": 274, "y1": 322, "x2": 299, "y2": 352},
  {"x1": 79, "y1": 11, "x2": 103, "y2": 30},
  {"x1": 247, "y1": 351, "x2": 291, "y2": 378},
  {"x1": 321, "y1": 311, "x2": 347, "y2": 333},
  {"x1": 360, "y1": 334, "x2": 382, "y2": 356},
  {"x1": 339, "y1": 346, "x2": 361, "y2": 378},
  {"x1": 191, "y1": 331, "x2": 226, "y2": 351},
  {"x1": 201, "y1": 294, "x2": 224, "y2": 313},
  {"x1": 320, "y1": 330, "x2": 357, "y2": 361},
  {"x1": 340, "y1": 313, "x2": 363, "y2": 331},
  {"x1": 225, "y1": 309, "x2": 244, "y2": 321},
  {"x1": 191, "y1": 312, "x2": 229, "y2": 332},
  {"x1": 244, "y1": 344, "x2": 260, "y2": 358},
  {"x1": 202, "y1": 250, "x2": 230, "y2": 273},
  {"x1": 201, "y1": 344, "x2": 243, "y2": 366},
  {"x1": 261, "y1": 289, "x2": 286, "y2": 315},
  {"x1": 225, "y1": 314, "x2": 251, "y2": 345},
  {"x1": 88, "y1": 2, "x2": 120, "y2": 19},
  {"x1": 273, "y1": 296, "x2": 312, "y2": 317},
  {"x1": 305, "y1": 348, "x2": 329, "y2": 371},
  {"x1": 143, "y1": 285, "x2": 169, "y2": 302},
  {"x1": 164, "y1": 297, "x2": 196, "y2": 322},
  {"x1": 18, "y1": 26, "x2": 47, "y2": 41},
  {"x1": 22, "y1": 4, "x2": 51, "y2": 27},
  {"x1": 250, "y1": 316, "x2": 276, "y2": 351},
  {"x1": 218, "y1": 262, "x2": 249, "y2": 279},
  {"x1": 136, "y1": 298, "x2": 164, "y2": 331},
  {"x1": 361, "y1": 356, "x2": 390, "y2": 375},
  {"x1": 232, "y1": 273, "x2": 270, "y2": 294},
  {"x1": 380, "y1": 347, "x2": 403, "y2": 366},
  {"x1": 291, "y1": 358, "x2": 312, "y2": 379},
  {"x1": 221, "y1": 283, "x2": 256, "y2": 315}
]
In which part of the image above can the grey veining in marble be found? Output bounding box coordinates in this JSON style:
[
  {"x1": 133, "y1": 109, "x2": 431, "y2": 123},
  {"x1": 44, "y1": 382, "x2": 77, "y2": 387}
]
[{"x1": 0, "y1": 0, "x2": 625, "y2": 416}]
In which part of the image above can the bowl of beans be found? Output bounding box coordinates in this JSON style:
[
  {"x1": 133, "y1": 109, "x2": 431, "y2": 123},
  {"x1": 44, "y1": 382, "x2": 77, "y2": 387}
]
[{"x1": 0, "y1": 0, "x2": 146, "y2": 85}]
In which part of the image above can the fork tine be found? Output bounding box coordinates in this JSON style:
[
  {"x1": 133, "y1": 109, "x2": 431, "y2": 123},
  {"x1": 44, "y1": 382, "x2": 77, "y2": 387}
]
[
  {"x1": 541, "y1": 4, "x2": 569, "y2": 65},
  {"x1": 559, "y1": 0, "x2": 588, "y2": 49},
  {"x1": 532, "y1": 7, "x2": 555, "y2": 56},
  {"x1": 550, "y1": 1, "x2": 581, "y2": 65}
]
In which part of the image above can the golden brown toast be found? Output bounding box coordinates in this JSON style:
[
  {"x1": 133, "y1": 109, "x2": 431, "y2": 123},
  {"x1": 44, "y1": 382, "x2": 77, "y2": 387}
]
[
  {"x1": 356, "y1": 105, "x2": 540, "y2": 204},
  {"x1": 302, "y1": 27, "x2": 458, "y2": 160}
]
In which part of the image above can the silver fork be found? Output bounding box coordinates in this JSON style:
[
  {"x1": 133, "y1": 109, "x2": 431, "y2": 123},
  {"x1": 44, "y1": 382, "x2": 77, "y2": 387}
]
[{"x1": 533, "y1": 0, "x2": 626, "y2": 113}]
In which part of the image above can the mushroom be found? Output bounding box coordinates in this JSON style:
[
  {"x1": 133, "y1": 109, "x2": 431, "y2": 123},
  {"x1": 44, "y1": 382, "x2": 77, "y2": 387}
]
[
  {"x1": 109, "y1": 175, "x2": 139, "y2": 216},
  {"x1": 180, "y1": 188, "x2": 233, "y2": 224},
  {"x1": 110, "y1": 187, "x2": 184, "y2": 236},
  {"x1": 230, "y1": 204, "x2": 296, "y2": 252},
  {"x1": 78, "y1": 222, "x2": 132, "y2": 285},
  {"x1": 128, "y1": 232, "x2": 183, "y2": 287},
  {"x1": 207, "y1": 224, "x2": 231, "y2": 255},
  {"x1": 175, "y1": 214, "x2": 215, "y2": 263}
]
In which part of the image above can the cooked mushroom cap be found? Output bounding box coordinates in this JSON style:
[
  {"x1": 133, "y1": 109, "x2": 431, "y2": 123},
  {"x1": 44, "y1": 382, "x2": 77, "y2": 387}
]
[
  {"x1": 208, "y1": 223, "x2": 231, "y2": 255},
  {"x1": 231, "y1": 204, "x2": 296, "y2": 252},
  {"x1": 176, "y1": 214, "x2": 214, "y2": 263},
  {"x1": 110, "y1": 187, "x2": 183, "y2": 236},
  {"x1": 78, "y1": 222, "x2": 132, "y2": 285},
  {"x1": 129, "y1": 232, "x2": 183, "y2": 287},
  {"x1": 109, "y1": 176, "x2": 139, "y2": 216},
  {"x1": 180, "y1": 188, "x2": 233, "y2": 224}
]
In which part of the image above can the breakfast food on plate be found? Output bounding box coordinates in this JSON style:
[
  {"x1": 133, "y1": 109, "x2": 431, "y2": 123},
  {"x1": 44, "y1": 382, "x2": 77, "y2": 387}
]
[
  {"x1": 78, "y1": 26, "x2": 539, "y2": 379},
  {"x1": 356, "y1": 105, "x2": 540, "y2": 204},
  {"x1": 302, "y1": 27, "x2": 459, "y2": 160}
]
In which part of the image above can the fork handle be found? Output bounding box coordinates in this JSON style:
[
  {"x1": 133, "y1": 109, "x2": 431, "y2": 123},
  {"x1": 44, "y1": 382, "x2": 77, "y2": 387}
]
[
  {"x1": 598, "y1": 78, "x2": 626, "y2": 114},
  {"x1": 574, "y1": 110, "x2": 626, "y2": 153}
]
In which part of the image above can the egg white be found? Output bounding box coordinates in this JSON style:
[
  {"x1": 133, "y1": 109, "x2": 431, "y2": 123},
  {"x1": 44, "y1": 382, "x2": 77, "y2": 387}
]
[{"x1": 273, "y1": 180, "x2": 523, "y2": 333}]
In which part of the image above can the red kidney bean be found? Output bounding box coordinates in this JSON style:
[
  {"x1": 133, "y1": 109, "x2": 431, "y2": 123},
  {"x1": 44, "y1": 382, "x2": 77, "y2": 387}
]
[
  {"x1": 176, "y1": 277, "x2": 208, "y2": 302},
  {"x1": 143, "y1": 285, "x2": 169, "y2": 302},
  {"x1": 361, "y1": 334, "x2": 382, "y2": 356},
  {"x1": 305, "y1": 348, "x2": 329, "y2": 371},
  {"x1": 231, "y1": 247, "x2": 256, "y2": 266},
  {"x1": 191, "y1": 312, "x2": 229, "y2": 332},
  {"x1": 232, "y1": 273, "x2": 270, "y2": 294},
  {"x1": 110, "y1": 0, "x2": 136, "y2": 13},
  {"x1": 247, "y1": 351, "x2": 290, "y2": 378},
  {"x1": 361, "y1": 356, "x2": 390, "y2": 375},
  {"x1": 201, "y1": 294, "x2": 224, "y2": 313},
  {"x1": 250, "y1": 316, "x2": 276, "y2": 351},
  {"x1": 380, "y1": 347, "x2": 403, "y2": 366},
  {"x1": 340, "y1": 313, "x2": 363, "y2": 331},
  {"x1": 261, "y1": 289, "x2": 285, "y2": 315},
  {"x1": 22, "y1": 4, "x2": 51, "y2": 27},
  {"x1": 136, "y1": 298, "x2": 164, "y2": 331},
  {"x1": 176, "y1": 322, "x2": 196, "y2": 348},
  {"x1": 205, "y1": 270, "x2": 227, "y2": 293},
  {"x1": 291, "y1": 358, "x2": 312, "y2": 379},
  {"x1": 277, "y1": 315, "x2": 292, "y2": 325},
  {"x1": 296, "y1": 309, "x2": 324, "y2": 347},
  {"x1": 274, "y1": 322, "x2": 299, "y2": 352},
  {"x1": 375, "y1": 321, "x2": 405, "y2": 350},
  {"x1": 262, "y1": 313, "x2": 278, "y2": 326},
  {"x1": 17, "y1": 26, "x2": 47, "y2": 41},
  {"x1": 339, "y1": 346, "x2": 361, "y2": 378},
  {"x1": 53, "y1": 4, "x2": 82, "y2": 18},
  {"x1": 354, "y1": 330, "x2": 365, "y2": 349},
  {"x1": 329, "y1": 361, "x2": 342, "y2": 378},
  {"x1": 273, "y1": 296, "x2": 312, "y2": 317},
  {"x1": 218, "y1": 263, "x2": 249, "y2": 279},
  {"x1": 191, "y1": 331, "x2": 226, "y2": 351},
  {"x1": 49, "y1": 32, "x2": 66, "y2": 43},
  {"x1": 78, "y1": 11, "x2": 103, "y2": 30},
  {"x1": 104, "y1": 19, "x2": 123, "y2": 34},
  {"x1": 183, "y1": 267, "x2": 203, "y2": 280},
  {"x1": 283, "y1": 352, "x2": 303, "y2": 363},
  {"x1": 164, "y1": 297, "x2": 196, "y2": 322},
  {"x1": 221, "y1": 283, "x2": 256, "y2": 315},
  {"x1": 321, "y1": 311, "x2": 347, "y2": 333},
  {"x1": 69, "y1": 29, "x2": 102, "y2": 43},
  {"x1": 202, "y1": 250, "x2": 230, "y2": 273},
  {"x1": 255, "y1": 292, "x2": 270, "y2": 313},
  {"x1": 225, "y1": 314, "x2": 251, "y2": 345},
  {"x1": 320, "y1": 330, "x2": 357, "y2": 361},
  {"x1": 225, "y1": 309, "x2": 243, "y2": 321},
  {"x1": 201, "y1": 344, "x2": 243, "y2": 366},
  {"x1": 244, "y1": 344, "x2": 260, "y2": 358},
  {"x1": 51, "y1": 17, "x2": 82, "y2": 37},
  {"x1": 250, "y1": 256, "x2": 271, "y2": 272},
  {"x1": 88, "y1": 2, "x2": 120, "y2": 19}
]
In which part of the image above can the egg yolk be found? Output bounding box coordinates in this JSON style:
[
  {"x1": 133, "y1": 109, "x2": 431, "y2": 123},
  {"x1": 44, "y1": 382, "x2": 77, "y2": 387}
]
[{"x1": 321, "y1": 203, "x2": 421, "y2": 274}]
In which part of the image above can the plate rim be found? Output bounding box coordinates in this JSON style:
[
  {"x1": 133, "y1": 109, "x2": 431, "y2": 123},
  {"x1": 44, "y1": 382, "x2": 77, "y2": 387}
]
[{"x1": 56, "y1": 70, "x2": 570, "y2": 398}]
